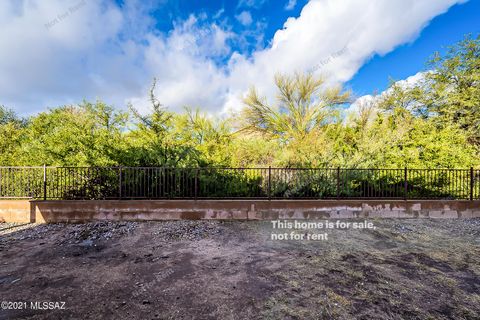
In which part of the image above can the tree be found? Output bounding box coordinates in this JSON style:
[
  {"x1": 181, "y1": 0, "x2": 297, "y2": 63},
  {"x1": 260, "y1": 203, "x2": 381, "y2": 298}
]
[
  {"x1": 173, "y1": 107, "x2": 232, "y2": 166},
  {"x1": 18, "y1": 102, "x2": 128, "y2": 166},
  {"x1": 126, "y1": 78, "x2": 192, "y2": 166},
  {"x1": 0, "y1": 105, "x2": 25, "y2": 126},
  {"x1": 0, "y1": 106, "x2": 26, "y2": 165},
  {"x1": 346, "y1": 90, "x2": 479, "y2": 168},
  {"x1": 241, "y1": 73, "x2": 350, "y2": 143},
  {"x1": 423, "y1": 34, "x2": 480, "y2": 144},
  {"x1": 239, "y1": 73, "x2": 349, "y2": 166}
]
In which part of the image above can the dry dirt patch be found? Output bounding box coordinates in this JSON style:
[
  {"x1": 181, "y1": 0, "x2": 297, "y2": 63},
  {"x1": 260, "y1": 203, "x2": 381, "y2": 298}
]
[{"x1": 0, "y1": 219, "x2": 479, "y2": 319}]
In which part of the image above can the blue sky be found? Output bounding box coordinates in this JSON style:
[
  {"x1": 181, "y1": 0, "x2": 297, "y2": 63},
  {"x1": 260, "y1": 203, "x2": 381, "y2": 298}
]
[
  {"x1": 132, "y1": 0, "x2": 479, "y2": 96},
  {"x1": 0, "y1": 0, "x2": 478, "y2": 115},
  {"x1": 348, "y1": 0, "x2": 480, "y2": 96}
]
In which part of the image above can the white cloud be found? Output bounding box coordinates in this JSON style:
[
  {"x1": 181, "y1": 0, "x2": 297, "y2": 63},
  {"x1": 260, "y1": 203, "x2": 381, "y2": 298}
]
[
  {"x1": 0, "y1": 0, "x2": 466, "y2": 116},
  {"x1": 347, "y1": 71, "x2": 427, "y2": 115},
  {"x1": 235, "y1": 11, "x2": 253, "y2": 26},
  {"x1": 284, "y1": 0, "x2": 297, "y2": 11},
  {"x1": 393, "y1": 71, "x2": 427, "y2": 89},
  {"x1": 237, "y1": 0, "x2": 267, "y2": 9},
  {"x1": 213, "y1": 8, "x2": 225, "y2": 20},
  {"x1": 221, "y1": 0, "x2": 464, "y2": 114}
]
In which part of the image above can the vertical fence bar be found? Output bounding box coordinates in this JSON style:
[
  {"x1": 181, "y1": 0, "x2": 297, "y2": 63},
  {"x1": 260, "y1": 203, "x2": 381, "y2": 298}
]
[
  {"x1": 336, "y1": 167, "x2": 340, "y2": 199},
  {"x1": 43, "y1": 164, "x2": 47, "y2": 200},
  {"x1": 470, "y1": 167, "x2": 474, "y2": 201},
  {"x1": 194, "y1": 168, "x2": 198, "y2": 200},
  {"x1": 404, "y1": 167, "x2": 408, "y2": 200},
  {"x1": 118, "y1": 166, "x2": 122, "y2": 199},
  {"x1": 268, "y1": 166, "x2": 271, "y2": 200}
]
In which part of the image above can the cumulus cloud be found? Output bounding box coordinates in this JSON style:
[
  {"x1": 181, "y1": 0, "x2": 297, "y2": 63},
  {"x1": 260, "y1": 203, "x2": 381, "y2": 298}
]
[
  {"x1": 237, "y1": 0, "x2": 268, "y2": 9},
  {"x1": 221, "y1": 0, "x2": 464, "y2": 113},
  {"x1": 0, "y1": 0, "x2": 466, "y2": 116},
  {"x1": 235, "y1": 11, "x2": 253, "y2": 26},
  {"x1": 347, "y1": 71, "x2": 427, "y2": 115},
  {"x1": 284, "y1": 0, "x2": 297, "y2": 11}
]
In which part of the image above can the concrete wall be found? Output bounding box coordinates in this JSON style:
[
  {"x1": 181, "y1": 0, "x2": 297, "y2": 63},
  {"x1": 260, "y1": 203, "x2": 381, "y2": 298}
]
[
  {"x1": 0, "y1": 200, "x2": 34, "y2": 223},
  {"x1": 25, "y1": 199, "x2": 480, "y2": 223},
  {"x1": 1, "y1": 200, "x2": 479, "y2": 223}
]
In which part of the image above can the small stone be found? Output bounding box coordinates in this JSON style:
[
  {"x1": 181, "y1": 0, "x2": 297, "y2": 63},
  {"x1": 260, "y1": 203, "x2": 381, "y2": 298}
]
[{"x1": 81, "y1": 240, "x2": 93, "y2": 247}]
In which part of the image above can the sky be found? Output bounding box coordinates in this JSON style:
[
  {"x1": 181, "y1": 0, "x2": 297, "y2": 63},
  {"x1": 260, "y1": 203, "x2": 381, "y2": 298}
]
[{"x1": 0, "y1": 0, "x2": 479, "y2": 116}]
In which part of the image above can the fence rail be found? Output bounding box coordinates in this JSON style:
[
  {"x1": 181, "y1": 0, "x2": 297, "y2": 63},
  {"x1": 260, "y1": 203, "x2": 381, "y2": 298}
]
[{"x1": 0, "y1": 166, "x2": 479, "y2": 200}]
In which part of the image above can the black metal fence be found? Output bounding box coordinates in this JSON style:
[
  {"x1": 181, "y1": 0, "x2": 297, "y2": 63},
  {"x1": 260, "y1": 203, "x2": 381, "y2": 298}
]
[{"x1": 0, "y1": 166, "x2": 479, "y2": 200}]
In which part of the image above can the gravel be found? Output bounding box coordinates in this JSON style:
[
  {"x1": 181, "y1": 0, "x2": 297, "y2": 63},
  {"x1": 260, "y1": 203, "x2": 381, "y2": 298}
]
[
  {"x1": 57, "y1": 221, "x2": 137, "y2": 245},
  {"x1": 152, "y1": 220, "x2": 224, "y2": 241},
  {"x1": 0, "y1": 220, "x2": 225, "y2": 250},
  {"x1": 2, "y1": 218, "x2": 479, "y2": 250},
  {"x1": 388, "y1": 218, "x2": 480, "y2": 236},
  {"x1": 0, "y1": 221, "x2": 138, "y2": 249}
]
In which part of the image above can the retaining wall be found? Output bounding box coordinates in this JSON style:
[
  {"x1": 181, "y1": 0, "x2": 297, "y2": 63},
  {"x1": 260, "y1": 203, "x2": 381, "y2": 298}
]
[
  {"x1": 0, "y1": 200, "x2": 34, "y2": 223},
  {"x1": 0, "y1": 200, "x2": 477, "y2": 223}
]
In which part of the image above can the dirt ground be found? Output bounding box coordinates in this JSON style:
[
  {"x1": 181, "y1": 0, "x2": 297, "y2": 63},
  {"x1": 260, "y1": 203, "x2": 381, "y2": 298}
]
[{"x1": 0, "y1": 218, "x2": 479, "y2": 320}]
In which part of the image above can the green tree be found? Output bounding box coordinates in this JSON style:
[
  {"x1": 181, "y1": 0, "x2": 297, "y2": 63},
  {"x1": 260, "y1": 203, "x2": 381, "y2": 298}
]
[
  {"x1": 423, "y1": 34, "x2": 480, "y2": 144},
  {"x1": 126, "y1": 78, "x2": 197, "y2": 166},
  {"x1": 173, "y1": 107, "x2": 232, "y2": 166},
  {"x1": 19, "y1": 102, "x2": 128, "y2": 166},
  {"x1": 0, "y1": 106, "x2": 26, "y2": 165},
  {"x1": 239, "y1": 73, "x2": 349, "y2": 166},
  {"x1": 241, "y1": 73, "x2": 349, "y2": 142},
  {"x1": 346, "y1": 92, "x2": 478, "y2": 168}
]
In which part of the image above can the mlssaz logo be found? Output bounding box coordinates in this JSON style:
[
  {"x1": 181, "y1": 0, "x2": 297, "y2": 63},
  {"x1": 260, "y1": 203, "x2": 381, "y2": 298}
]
[{"x1": 30, "y1": 302, "x2": 66, "y2": 310}]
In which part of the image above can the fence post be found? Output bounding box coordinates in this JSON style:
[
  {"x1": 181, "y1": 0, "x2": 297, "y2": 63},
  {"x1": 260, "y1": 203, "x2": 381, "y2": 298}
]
[
  {"x1": 194, "y1": 168, "x2": 198, "y2": 200},
  {"x1": 404, "y1": 167, "x2": 408, "y2": 200},
  {"x1": 336, "y1": 167, "x2": 340, "y2": 199},
  {"x1": 118, "y1": 166, "x2": 122, "y2": 199},
  {"x1": 268, "y1": 166, "x2": 271, "y2": 200},
  {"x1": 43, "y1": 164, "x2": 47, "y2": 201},
  {"x1": 470, "y1": 167, "x2": 474, "y2": 201}
]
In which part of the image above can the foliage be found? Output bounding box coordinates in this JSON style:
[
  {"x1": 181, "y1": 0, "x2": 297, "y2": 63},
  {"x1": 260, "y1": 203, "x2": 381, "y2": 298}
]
[
  {"x1": 0, "y1": 35, "x2": 478, "y2": 173},
  {"x1": 423, "y1": 35, "x2": 480, "y2": 144},
  {"x1": 15, "y1": 102, "x2": 128, "y2": 166},
  {"x1": 0, "y1": 106, "x2": 25, "y2": 165},
  {"x1": 240, "y1": 73, "x2": 349, "y2": 143}
]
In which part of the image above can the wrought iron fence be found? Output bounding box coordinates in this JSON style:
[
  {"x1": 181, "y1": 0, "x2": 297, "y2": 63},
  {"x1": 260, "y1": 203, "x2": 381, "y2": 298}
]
[{"x1": 0, "y1": 166, "x2": 479, "y2": 200}]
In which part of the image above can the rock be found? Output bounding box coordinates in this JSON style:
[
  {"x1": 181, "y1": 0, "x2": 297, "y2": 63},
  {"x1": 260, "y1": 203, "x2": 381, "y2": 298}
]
[{"x1": 81, "y1": 240, "x2": 93, "y2": 247}]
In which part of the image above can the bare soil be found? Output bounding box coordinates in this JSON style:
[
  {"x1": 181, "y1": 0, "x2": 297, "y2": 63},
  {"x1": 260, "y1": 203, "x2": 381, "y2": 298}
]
[{"x1": 0, "y1": 219, "x2": 479, "y2": 320}]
